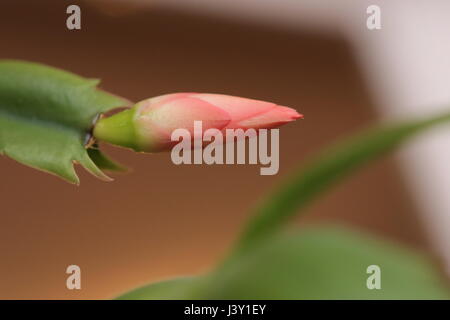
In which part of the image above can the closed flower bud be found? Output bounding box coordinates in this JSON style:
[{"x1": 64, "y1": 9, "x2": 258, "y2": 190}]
[{"x1": 93, "y1": 93, "x2": 302, "y2": 152}]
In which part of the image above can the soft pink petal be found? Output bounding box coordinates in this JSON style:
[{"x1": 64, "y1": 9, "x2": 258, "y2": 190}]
[
  {"x1": 237, "y1": 106, "x2": 302, "y2": 129},
  {"x1": 138, "y1": 96, "x2": 231, "y2": 135},
  {"x1": 192, "y1": 94, "x2": 275, "y2": 123}
]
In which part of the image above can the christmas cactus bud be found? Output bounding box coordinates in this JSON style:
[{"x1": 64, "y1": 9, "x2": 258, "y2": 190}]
[{"x1": 93, "y1": 93, "x2": 302, "y2": 152}]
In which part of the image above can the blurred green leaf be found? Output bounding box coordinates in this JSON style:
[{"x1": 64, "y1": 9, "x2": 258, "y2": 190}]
[
  {"x1": 0, "y1": 60, "x2": 129, "y2": 183},
  {"x1": 208, "y1": 228, "x2": 449, "y2": 299},
  {"x1": 116, "y1": 277, "x2": 202, "y2": 300},
  {"x1": 117, "y1": 227, "x2": 449, "y2": 299},
  {"x1": 235, "y1": 112, "x2": 450, "y2": 253}
]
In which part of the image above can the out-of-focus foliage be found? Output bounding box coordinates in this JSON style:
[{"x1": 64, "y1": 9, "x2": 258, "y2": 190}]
[
  {"x1": 0, "y1": 60, "x2": 128, "y2": 183},
  {"x1": 236, "y1": 112, "x2": 450, "y2": 252},
  {"x1": 117, "y1": 227, "x2": 449, "y2": 299}
]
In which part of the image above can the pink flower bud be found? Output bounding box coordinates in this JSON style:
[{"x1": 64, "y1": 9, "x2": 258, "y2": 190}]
[{"x1": 94, "y1": 93, "x2": 302, "y2": 152}]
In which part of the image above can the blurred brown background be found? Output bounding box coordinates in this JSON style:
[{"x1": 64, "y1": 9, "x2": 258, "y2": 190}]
[{"x1": 0, "y1": 0, "x2": 430, "y2": 299}]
